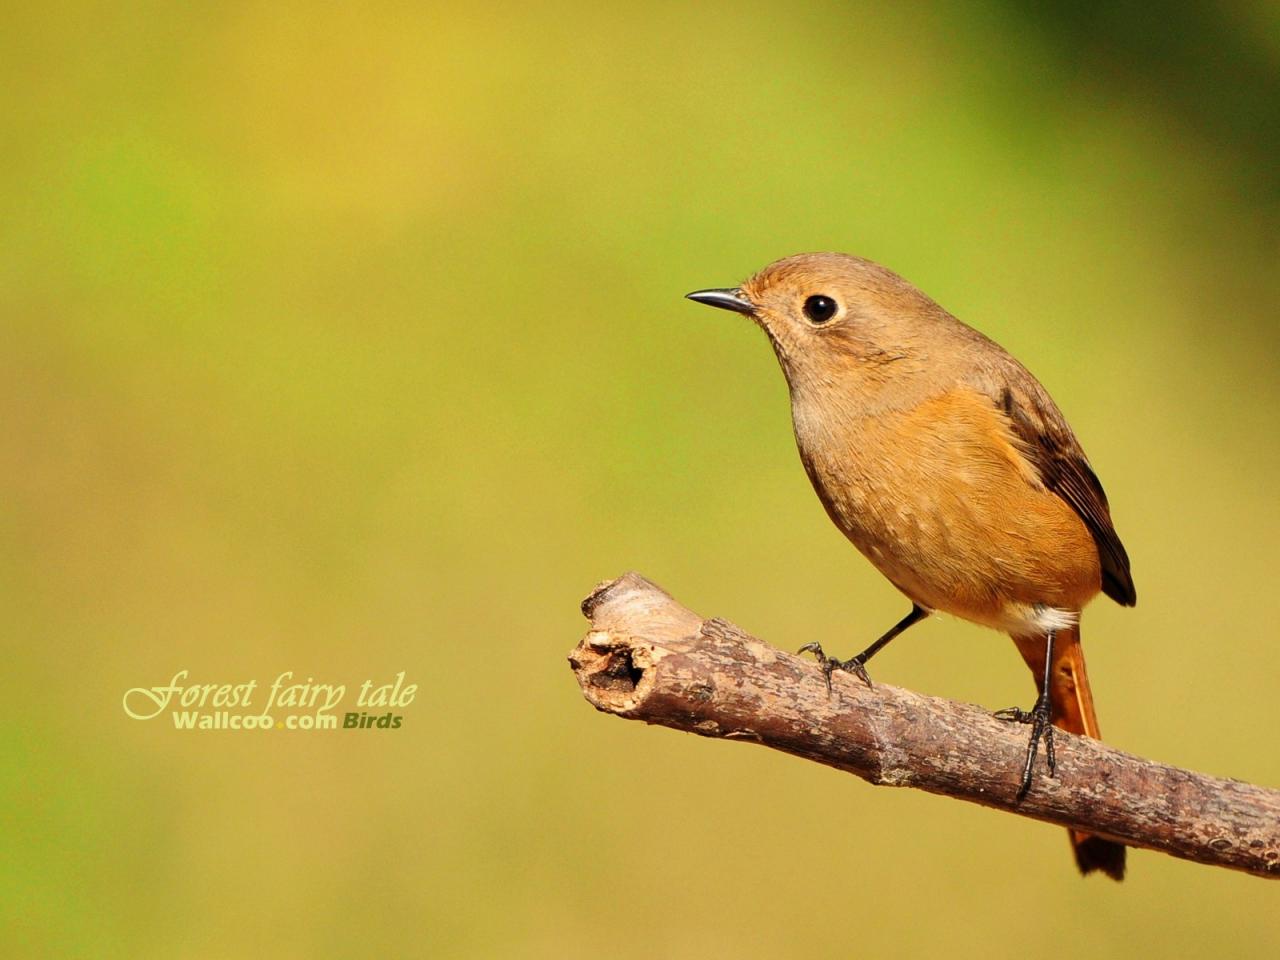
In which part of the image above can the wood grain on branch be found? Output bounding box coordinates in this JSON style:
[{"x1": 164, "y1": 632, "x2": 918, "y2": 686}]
[{"x1": 567, "y1": 572, "x2": 1280, "y2": 878}]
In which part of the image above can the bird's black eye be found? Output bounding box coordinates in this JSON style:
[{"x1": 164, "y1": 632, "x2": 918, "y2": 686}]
[{"x1": 803, "y1": 294, "x2": 838, "y2": 324}]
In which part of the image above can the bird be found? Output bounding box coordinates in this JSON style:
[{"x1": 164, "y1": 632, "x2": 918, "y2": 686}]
[{"x1": 686, "y1": 252, "x2": 1135, "y2": 881}]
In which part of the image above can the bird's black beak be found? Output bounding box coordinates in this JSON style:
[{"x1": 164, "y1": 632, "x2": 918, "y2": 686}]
[{"x1": 685, "y1": 287, "x2": 755, "y2": 316}]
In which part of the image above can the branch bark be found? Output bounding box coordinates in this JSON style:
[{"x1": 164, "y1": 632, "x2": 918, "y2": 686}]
[{"x1": 568, "y1": 572, "x2": 1280, "y2": 879}]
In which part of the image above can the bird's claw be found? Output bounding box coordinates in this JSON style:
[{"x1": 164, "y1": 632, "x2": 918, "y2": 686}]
[
  {"x1": 992, "y1": 706, "x2": 1030, "y2": 722},
  {"x1": 994, "y1": 693, "x2": 1056, "y2": 800},
  {"x1": 797, "y1": 641, "x2": 873, "y2": 692}
]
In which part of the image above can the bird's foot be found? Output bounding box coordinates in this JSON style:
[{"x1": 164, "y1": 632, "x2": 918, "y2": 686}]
[
  {"x1": 994, "y1": 694, "x2": 1056, "y2": 800},
  {"x1": 796, "y1": 641, "x2": 873, "y2": 693}
]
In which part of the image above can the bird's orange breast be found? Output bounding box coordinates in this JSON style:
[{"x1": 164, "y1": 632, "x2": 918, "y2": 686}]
[{"x1": 792, "y1": 386, "x2": 1101, "y2": 632}]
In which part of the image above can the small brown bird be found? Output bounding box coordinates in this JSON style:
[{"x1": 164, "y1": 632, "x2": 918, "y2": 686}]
[{"x1": 687, "y1": 253, "x2": 1135, "y2": 881}]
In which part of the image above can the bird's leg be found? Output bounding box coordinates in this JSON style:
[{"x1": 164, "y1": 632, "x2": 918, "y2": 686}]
[
  {"x1": 798, "y1": 604, "x2": 928, "y2": 692},
  {"x1": 994, "y1": 629, "x2": 1057, "y2": 800}
]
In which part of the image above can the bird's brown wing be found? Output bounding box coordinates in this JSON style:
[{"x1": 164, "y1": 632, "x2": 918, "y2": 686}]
[{"x1": 974, "y1": 369, "x2": 1136, "y2": 607}]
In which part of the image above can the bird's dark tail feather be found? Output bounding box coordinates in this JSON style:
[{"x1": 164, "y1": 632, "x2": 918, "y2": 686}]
[{"x1": 1073, "y1": 833, "x2": 1126, "y2": 880}]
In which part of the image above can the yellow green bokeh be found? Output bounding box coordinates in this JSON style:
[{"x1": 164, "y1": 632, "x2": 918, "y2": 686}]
[{"x1": 4, "y1": 3, "x2": 1278, "y2": 957}]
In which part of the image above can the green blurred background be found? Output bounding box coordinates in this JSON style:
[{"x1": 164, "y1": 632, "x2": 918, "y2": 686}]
[{"x1": 5, "y1": 2, "x2": 1279, "y2": 957}]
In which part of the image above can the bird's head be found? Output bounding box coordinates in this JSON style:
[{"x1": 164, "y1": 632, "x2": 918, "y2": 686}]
[{"x1": 687, "y1": 252, "x2": 951, "y2": 397}]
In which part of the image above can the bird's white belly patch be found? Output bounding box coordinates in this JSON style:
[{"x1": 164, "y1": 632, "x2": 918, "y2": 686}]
[{"x1": 1005, "y1": 603, "x2": 1078, "y2": 636}]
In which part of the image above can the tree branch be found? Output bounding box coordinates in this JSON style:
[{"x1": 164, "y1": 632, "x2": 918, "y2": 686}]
[{"x1": 567, "y1": 572, "x2": 1280, "y2": 879}]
